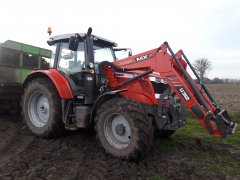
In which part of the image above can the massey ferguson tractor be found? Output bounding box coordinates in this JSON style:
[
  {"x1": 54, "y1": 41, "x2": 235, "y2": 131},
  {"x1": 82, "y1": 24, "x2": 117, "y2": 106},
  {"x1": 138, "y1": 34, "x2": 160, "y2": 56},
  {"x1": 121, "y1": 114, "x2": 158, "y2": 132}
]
[{"x1": 22, "y1": 28, "x2": 237, "y2": 160}]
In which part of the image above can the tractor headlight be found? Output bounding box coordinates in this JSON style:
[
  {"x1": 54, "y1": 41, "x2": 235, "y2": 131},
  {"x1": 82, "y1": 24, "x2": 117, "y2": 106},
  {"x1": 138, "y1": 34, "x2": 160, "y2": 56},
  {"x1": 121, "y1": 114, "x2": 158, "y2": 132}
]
[
  {"x1": 149, "y1": 77, "x2": 167, "y2": 84},
  {"x1": 89, "y1": 63, "x2": 94, "y2": 69}
]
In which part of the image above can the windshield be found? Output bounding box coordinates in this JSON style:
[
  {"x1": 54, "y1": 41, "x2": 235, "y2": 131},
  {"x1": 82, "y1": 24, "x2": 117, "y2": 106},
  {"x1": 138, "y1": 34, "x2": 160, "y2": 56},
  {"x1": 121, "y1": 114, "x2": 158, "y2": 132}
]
[
  {"x1": 93, "y1": 44, "x2": 115, "y2": 63},
  {"x1": 54, "y1": 40, "x2": 115, "y2": 72}
]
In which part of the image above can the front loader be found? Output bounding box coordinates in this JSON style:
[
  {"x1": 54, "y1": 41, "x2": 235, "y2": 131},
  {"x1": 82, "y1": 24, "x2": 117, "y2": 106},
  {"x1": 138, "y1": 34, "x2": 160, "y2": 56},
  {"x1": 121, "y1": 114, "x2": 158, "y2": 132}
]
[{"x1": 22, "y1": 28, "x2": 237, "y2": 160}]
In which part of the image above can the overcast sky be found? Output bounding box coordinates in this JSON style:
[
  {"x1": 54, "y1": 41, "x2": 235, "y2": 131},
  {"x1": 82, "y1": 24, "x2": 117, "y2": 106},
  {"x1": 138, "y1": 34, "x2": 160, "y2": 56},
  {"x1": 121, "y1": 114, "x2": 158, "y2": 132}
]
[{"x1": 0, "y1": 0, "x2": 239, "y2": 79}]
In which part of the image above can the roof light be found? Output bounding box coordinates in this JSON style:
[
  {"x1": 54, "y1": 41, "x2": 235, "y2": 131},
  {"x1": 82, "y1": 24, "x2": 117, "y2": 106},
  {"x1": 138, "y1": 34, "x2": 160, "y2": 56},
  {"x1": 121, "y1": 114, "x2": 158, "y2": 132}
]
[{"x1": 47, "y1": 27, "x2": 52, "y2": 36}]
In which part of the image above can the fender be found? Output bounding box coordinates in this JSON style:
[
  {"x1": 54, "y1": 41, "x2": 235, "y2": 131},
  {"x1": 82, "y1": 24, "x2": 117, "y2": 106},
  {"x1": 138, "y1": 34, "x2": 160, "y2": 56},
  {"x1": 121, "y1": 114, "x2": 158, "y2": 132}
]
[
  {"x1": 120, "y1": 90, "x2": 157, "y2": 105},
  {"x1": 90, "y1": 89, "x2": 127, "y2": 123},
  {"x1": 24, "y1": 69, "x2": 74, "y2": 99}
]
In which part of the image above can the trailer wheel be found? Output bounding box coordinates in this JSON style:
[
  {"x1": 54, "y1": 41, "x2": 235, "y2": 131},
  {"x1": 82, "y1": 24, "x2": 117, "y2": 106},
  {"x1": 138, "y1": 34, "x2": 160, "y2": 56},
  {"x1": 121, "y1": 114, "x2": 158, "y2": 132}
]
[
  {"x1": 95, "y1": 98, "x2": 153, "y2": 160},
  {"x1": 22, "y1": 78, "x2": 64, "y2": 138}
]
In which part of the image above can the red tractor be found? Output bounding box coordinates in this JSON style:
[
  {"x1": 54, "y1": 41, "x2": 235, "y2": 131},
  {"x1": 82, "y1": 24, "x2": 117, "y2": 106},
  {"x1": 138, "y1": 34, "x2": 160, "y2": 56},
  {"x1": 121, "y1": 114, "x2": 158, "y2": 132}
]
[{"x1": 22, "y1": 28, "x2": 237, "y2": 160}]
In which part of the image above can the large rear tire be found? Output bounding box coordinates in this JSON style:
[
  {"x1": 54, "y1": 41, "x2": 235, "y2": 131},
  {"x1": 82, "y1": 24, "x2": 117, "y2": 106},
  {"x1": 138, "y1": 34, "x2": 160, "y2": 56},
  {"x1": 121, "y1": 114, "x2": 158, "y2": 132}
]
[
  {"x1": 95, "y1": 98, "x2": 153, "y2": 160},
  {"x1": 22, "y1": 78, "x2": 64, "y2": 138}
]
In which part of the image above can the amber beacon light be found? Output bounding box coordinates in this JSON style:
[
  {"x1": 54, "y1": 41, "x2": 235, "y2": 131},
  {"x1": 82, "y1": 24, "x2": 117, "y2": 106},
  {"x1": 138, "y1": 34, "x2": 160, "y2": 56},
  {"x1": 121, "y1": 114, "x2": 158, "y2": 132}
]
[{"x1": 47, "y1": 27, "x2": 52, "y2": 36}]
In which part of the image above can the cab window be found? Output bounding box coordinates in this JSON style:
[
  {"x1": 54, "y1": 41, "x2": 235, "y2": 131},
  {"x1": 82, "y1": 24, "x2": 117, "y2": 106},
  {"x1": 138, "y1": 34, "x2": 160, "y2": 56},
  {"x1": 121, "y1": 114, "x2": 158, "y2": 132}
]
[{"x1": 57, "y1": 42, "x2": 85, "y2": 95}]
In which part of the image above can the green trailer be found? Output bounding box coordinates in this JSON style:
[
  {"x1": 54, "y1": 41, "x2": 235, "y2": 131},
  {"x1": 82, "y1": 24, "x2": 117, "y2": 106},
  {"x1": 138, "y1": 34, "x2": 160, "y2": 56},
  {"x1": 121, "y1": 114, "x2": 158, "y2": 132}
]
[{"x1": 0, "y1": 40, "x2": 52, "y2": 113}]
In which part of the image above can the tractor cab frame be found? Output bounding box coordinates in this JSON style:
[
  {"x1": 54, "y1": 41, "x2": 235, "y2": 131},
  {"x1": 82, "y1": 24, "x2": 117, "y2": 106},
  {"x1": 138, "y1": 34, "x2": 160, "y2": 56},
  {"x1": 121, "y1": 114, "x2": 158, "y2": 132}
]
[{"x1": 47, "y1": 29, "x2": 118, "y2": 102}]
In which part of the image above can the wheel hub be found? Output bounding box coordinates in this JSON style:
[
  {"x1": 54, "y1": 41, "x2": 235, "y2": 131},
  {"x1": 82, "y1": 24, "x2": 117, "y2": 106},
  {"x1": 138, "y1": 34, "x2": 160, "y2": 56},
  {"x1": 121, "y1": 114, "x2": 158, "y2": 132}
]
[
  {"x1": 115, "y1": 124, "x2": 126, "y2": 136},
  {"x1": 28, "y1": 92, "x2": 50, "y2": 127},
  {"x1": 104, "y1": 113, "x2": 131, "y2": 149},
  {"x1": 40, "y1": 105, "x2": 47, "y2": 113}
]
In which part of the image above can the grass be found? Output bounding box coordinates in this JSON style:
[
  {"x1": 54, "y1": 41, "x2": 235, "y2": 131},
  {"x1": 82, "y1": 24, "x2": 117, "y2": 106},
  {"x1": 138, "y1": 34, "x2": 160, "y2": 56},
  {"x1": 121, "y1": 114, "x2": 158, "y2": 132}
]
[
  {"x1": 176, "y1": 111, "x2": 240, "y2": 148},
  {"x1": 153, "y1": 111, "x2": 240, "y2": 175},
  {"x1": 186, "y1": 149, "x2": 239, "y2": 174},
  {"x1": 150, "y1": 176, "x2": 167, "y2": 180}
]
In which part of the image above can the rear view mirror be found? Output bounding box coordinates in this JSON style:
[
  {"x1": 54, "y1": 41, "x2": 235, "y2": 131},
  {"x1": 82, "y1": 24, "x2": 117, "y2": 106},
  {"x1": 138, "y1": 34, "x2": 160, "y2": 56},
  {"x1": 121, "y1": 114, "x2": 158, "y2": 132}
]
[
  {"x1": 128, "y1": 49, "x2": 132, "y2": 56},
  {"x1": 114, "y1": 48, "x2": 133, "y2": 59},
  {"x1": 68, "y1": 36, "x2": 79, "y2": 51}
]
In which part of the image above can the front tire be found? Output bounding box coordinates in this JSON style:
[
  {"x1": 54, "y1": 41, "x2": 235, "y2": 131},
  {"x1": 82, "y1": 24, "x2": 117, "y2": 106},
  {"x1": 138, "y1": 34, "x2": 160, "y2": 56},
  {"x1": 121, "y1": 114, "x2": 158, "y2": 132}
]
[
  {"x1": 95, "y1": 98, "x2": 153, "y2": 160},
  {"x1": 22, "y1": 78, "x2": 64, "y2": 138}
]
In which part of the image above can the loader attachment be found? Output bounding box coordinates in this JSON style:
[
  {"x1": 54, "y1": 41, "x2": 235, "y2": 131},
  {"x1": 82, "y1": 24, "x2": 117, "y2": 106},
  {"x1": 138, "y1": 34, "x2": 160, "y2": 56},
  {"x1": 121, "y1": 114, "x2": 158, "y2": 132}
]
[
  {"x1": 215, "y1": 110, "x2": 237, "y2": 137},
  {"x1": 162, "y1": 42, "x2": 237, "y2": 137}
]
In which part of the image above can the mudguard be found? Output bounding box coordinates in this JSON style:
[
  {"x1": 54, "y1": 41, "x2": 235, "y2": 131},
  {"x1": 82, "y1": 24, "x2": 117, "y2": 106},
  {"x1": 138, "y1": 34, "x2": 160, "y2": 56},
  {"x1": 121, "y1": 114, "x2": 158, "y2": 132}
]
[
  {"x1": 23, "y1": 69, "x2": 74, "y2": 99},
  {"x1": 90, "y1": 89, "x2": 127, "y2": 123}
]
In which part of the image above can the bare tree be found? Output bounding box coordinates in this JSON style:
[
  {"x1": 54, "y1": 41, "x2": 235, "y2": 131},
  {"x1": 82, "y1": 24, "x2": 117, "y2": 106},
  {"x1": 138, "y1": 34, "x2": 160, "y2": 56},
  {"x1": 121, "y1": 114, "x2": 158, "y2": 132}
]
[{"x1": 193, "y1": 58, "x2": 212, "y2": 80}]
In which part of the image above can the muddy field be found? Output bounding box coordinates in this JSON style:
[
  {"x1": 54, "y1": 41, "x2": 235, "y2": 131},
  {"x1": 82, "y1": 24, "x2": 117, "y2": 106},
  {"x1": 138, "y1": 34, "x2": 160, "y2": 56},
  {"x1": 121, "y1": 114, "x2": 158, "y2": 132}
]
[
  {"x1": 0, "y1": 84, "x2": 239, "y2": 180},
  {"x1": 207, "y1": 84, "x2": 240, "y2": 111}
]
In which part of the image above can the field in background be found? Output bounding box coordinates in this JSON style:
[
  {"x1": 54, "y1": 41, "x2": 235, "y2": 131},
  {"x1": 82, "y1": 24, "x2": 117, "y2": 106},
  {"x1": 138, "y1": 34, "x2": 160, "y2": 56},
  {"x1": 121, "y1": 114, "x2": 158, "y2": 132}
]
[{"x1": 207, "y1": 84, "x2": 240, "y2": 111}]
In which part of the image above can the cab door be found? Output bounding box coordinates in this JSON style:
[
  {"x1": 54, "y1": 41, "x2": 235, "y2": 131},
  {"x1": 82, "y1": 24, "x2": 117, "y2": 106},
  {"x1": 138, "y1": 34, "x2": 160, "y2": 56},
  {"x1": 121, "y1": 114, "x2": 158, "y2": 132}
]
[{"x1": 57, "y1": 42, "x2": 85, "y2": 96}]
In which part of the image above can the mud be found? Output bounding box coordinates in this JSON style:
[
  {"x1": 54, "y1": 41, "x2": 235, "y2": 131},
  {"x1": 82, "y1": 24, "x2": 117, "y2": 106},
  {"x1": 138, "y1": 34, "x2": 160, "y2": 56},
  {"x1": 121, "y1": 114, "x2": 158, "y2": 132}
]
[{"x1": 0, "y1": 116, "x2": 239, "y2": 180}]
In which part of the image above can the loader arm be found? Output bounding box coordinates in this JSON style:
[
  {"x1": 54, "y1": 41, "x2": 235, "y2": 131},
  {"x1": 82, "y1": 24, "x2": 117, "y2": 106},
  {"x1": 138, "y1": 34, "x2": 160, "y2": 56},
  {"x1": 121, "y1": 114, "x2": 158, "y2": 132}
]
[{"x1": 108, "y1": 42, "x2": 237, "y2": 138}]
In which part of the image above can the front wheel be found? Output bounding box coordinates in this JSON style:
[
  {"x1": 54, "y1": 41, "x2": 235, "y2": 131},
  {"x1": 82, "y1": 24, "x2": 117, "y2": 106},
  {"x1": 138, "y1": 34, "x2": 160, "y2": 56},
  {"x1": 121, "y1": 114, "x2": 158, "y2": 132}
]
[
  {"x1": 95, "y1": 98, "x2": 153, "y2": 160},
  {"x1": 22, "y1": 78, "x2": 64, "y2": 138}
]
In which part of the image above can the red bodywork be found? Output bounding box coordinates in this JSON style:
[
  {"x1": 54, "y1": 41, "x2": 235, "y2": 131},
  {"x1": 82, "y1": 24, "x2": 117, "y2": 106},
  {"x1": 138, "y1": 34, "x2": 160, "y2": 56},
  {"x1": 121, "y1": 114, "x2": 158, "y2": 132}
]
[
  {"x1": 30, "y1": 69, "x2": 74, "y2": 99},
  {"x1": 105, "y1": 43, "x2": 221, "y2": 136}
]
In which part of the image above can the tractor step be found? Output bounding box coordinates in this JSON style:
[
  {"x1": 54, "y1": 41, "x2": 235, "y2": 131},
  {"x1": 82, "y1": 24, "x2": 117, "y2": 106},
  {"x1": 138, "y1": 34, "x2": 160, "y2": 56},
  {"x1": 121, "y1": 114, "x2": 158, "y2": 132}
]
[{"x1": 65, "y1": 124, "x2": 78, "y2": 130}]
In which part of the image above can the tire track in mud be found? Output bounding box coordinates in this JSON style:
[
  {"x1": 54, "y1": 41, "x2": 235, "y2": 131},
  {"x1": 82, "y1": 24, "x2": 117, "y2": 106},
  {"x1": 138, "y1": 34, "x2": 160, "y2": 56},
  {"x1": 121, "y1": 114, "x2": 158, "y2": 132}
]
[
  {"x1": 0, "y1": 118, "x2": 18, "y2": 153},
  {"x1": 72, "y1": 131, "x2": 110, "y2": 180},
  {"x1": 0, "y1": 117, "x2": 34, "y2": 170},
  {"x1": 19, "y1": 133, "x2": 87, "y2": 179},
  {"x1": 74, "y1": 134, "x2": 158, "y2": 180},
  {"x1": 0, "y1": 128, "x2": 230, "y2": 179},
  {"x1": 69, "y1": 131, "x2": 135, "y2": 180}
]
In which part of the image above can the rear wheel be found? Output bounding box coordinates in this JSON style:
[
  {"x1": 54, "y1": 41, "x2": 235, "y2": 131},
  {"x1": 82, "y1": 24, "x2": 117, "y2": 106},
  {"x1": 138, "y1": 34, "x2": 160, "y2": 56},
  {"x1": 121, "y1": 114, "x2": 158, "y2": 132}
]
[
  {"x1": 22, "y1": 78, "x2": 64, "y2": 138},
  {"x1": 95, "y1": 98, "x2": 153, "y2": 160}
]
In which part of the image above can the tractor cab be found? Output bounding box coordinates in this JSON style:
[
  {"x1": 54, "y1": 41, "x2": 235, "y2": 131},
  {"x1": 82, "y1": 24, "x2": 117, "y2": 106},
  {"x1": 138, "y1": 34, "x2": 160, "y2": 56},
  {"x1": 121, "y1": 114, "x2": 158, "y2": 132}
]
[{"x1": 47, "y1": 29, "x2": 118, "y2": 100}]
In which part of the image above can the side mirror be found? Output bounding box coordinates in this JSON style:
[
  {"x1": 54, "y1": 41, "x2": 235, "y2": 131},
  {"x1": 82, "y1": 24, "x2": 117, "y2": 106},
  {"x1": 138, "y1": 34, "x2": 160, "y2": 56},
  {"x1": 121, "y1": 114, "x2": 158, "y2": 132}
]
[
  {"x1": 128, "y1": 49, "x2": 132, "y2": 57},
  {"x1": 68, "y1": 35, "x2": 79, "y2": 51},
  {"x1": 113, "y1": 48, "x2": 133, "y2": 59}
]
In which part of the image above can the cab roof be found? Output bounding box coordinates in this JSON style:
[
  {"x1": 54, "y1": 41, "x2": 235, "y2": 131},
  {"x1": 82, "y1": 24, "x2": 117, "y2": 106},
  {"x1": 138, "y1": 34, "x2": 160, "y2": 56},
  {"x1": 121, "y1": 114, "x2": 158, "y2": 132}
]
[{"x1": 47, "y1": 33, "x2": 118, "y2": 47}]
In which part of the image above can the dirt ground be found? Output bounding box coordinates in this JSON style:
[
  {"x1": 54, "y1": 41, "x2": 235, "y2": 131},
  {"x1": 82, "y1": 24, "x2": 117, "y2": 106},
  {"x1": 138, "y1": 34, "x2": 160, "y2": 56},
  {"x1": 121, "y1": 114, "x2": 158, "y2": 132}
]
[
  {"x1": 0, "y1": 84, "x2": 239, "y2": 180},
  {"x1": 0, "y1": 116, "x2": 239, "y2": 180}
]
